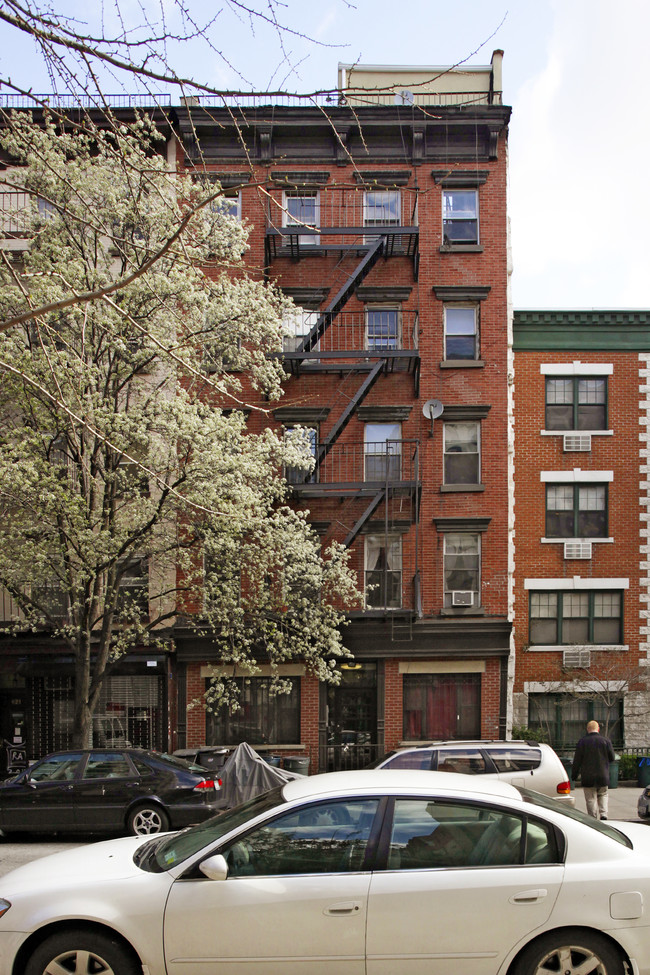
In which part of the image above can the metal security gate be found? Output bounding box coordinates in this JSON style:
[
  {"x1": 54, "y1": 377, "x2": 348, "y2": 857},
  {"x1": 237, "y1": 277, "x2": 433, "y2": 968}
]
[{"x1": 29, "y1": 672, "x2": 165, "y2": 757}]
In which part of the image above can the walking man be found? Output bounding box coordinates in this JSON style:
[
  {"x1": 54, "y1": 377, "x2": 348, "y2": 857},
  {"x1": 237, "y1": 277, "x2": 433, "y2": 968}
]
[{"x1": 572, "y1": 720, "x2": 615, "y2": 819}]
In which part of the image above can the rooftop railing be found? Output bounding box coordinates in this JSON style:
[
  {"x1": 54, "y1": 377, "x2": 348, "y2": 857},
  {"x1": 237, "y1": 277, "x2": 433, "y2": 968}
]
[{"x1": 0, "y1": 91, "x2": 501, "y2": 111}]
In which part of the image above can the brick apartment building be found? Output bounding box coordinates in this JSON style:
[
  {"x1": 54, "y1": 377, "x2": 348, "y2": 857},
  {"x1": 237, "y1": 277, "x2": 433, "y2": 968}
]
[
  {"x1": 173, "y1": 53, "x2": 513, "y2": 771},
  {"x1": 0, "y1": 54, "x2": 514, "y2": 771},
  {"x1": 512, "y1": 310, "x2": 650, "y2": 751}
]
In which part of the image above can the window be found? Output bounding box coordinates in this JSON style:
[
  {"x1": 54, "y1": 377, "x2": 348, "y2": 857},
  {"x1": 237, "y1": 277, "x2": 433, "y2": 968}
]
[
  {"x1": 444, "y1": 306, "x2": 478, "y2": 360},
  {"x1": 31, "y1": 579, "x2": 68, "y2": 621},
  {"x1": 283, "y1": 191, "x2": 320, "y2": 244},
  {"x1": 206, "y1": 676, "x2": 300, "y2": 745},
  {"x1": 403, "y1": 674, "x2": 481, "y2": 740},
  {"x1": 434, "y1": 747, "x2": 488, "y2": 775},
  {"x1": 546, "y1": 484, "x2": 607, "y2": 538},
  {"x1": 443, "y1": 189, "x2": 478, "y2": 244},
  {"x1": 284, "y1": 426, "x2": 317, "y2": 485},
  {"x1": 529, "y1": 693, "x2": 623, "y2": 750},
  {"x1": 443, "y1": 533, "x2": 480, "y2": 608},
  {"x1": 364, "y1": 422, "x2": 401, "y2": 480},
  {"x1": 282, "y1": 307, "x2": 319, "y2": 354},
  {"x1": 29, "y1": 753, "x2": 83, "y2": 782},
  {"x1": 388, "y1": 799, "x2": 560, "y2": 869},
  {"x1": 365, "y1": 534, "x2": 402, "y2": 609},
  {"x1": 83, "y1": 752, "x2": 132, "y2": 779},
  {"x1": 545, "y1": 377, "x2": 607, "y2": 431},
  {"x1": 529, "y1": 590, "x2": 623, "y2": 645},
  {"x1": 221, "y1": 798, "x2": 379, "y2": 876},
  {"x1": 116, "y1": 556, "x2": 149, "y2": 618},
  {"x1": 366, "y1": 307, "x2": 400, "y2": 351},
  {"x1": 363, "y1": 190, "x2": 401, "y2": 227},
  {"x1": 443, "y1": 421, "x2": 480, "y2": 485},
  {"x1": 222, "y1": 190, "x2": 241, "y2": 221}
]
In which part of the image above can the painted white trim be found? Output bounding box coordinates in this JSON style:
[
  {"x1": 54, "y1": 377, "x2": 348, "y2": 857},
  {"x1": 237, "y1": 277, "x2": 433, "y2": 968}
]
[
  {"x1": 541, "y1": 429, "x2": 613, "y2": 437},
  {"x1": 525, "y1": 645, "x2": 628, "y2": 653},
  {"x1": 540, "y1": 470, "x2": 612, "y2": 482},
  {"x1": 541, "y1": 537, "x2": 613, "y2": 545},
  {"x1": 524, "y1": 577, "x2": 629, "y2": 590},
  {"x1": 525, "y1": 679, "x2": 627, "y2": 693},
  {"x1": 201, "y1": 664, "x2": 306, "y2": 678},
  {"x1": 398, "y1": 660, "x2": 486, "y2": 674},
  {"x1": 540, "y1": 362, "x2": 613, "y2": 376}
]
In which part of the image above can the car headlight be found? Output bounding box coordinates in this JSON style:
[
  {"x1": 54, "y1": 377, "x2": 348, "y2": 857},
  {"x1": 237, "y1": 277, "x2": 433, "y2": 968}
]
[{"x1": 0, "y1": 899, "x2": 11, "y2": 919}]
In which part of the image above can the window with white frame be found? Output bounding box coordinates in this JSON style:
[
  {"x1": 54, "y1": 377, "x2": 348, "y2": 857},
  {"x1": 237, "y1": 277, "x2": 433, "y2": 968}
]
[
  {"x1": 364, "y1": 422, "x2": 402, "y2": 481},
  {"x1": 365, "y1": 534, "x2": 402, "y2": 609},
  {"x1": 366, "y1": 306, "x2": 400, "y2": 351},
  {"x1": 284, "y1": 426, "x2": 318, "y2": 485},
  {"x1": 222, "y1": 190, "x2": 241, "y2": 221},
  {"x1": 443, "y1": 533, "x2": 480, "y2": 609},
  {"x1": 283, "y1": 191, "x2": 320, "y2": 244},
  {"x1": 444, "y1": 305, "x2": 478, "y2": 360},
  {"x1": 363, "y1": 190, "x2": 401, "y2": 227},
  {"x1": 282, "y1": 307, "x2": 320, "y2": 353},
  {"x1": 545, "y1": 484, "x2": 607, "y2": 538},
  {"x1": 443, "y1": 421, "x2": 480, "y2": 485},
  {"x1": 545, "y1": 377, "x2": 607, "y2": 431},
  {"x1": 529, "y1": 590, "x2": 622, "y2": 646},
  {"x1": 442, "y1": 189, "x2": 478, "y2": 244}
]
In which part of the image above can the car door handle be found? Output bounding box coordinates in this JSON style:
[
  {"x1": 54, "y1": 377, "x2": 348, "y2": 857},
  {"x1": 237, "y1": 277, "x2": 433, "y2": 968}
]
[
  {"x1": 324, "y1": 901, "x2": 362, "y2": 916},
  {"x1": 510, "y1": 889, "x2": 548, "y2": 904}
]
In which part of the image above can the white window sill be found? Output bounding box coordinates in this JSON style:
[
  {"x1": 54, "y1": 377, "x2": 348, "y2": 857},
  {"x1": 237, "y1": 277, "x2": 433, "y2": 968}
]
[
  {"x1": 540, "y1": 537, "x2": 613, "y2": 544},
  {"x1": 540, "y1": 429, "x2": 613, "y2": 437},
  {"x1": 527, "y1": 644, "x2": 628, "y2": 653}
]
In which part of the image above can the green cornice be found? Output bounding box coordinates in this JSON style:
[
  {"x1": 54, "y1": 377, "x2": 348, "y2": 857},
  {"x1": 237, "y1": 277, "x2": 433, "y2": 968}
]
[{"x1": 513, "y1": 310, "x2": 650, "y2": 351}]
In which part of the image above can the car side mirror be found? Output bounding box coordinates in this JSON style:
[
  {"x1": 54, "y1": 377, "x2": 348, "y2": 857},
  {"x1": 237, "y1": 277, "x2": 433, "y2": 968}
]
[{"x1": 199, "y1": 854, "x2": 229, "y2": 881}]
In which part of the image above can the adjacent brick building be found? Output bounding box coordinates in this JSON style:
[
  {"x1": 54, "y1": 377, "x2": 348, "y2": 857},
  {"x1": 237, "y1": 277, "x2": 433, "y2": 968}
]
[{"x1": 512, "y1": 310, "x2": 650, "y2": 750}]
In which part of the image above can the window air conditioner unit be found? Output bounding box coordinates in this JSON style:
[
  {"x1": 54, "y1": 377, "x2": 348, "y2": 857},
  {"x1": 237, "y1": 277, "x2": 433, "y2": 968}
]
[
  {"x1": 563, "y1": 540, "x2": 592, "y2": 560},
  {"x1": 563, "y1": 648, "x2": 591, "y2": 669},
  {"x1": 451, "y1": 590, "x2": 475, "y2": 607},
  {"x1": 563, "y1": 433, "x2": 591, "y2": 452}
]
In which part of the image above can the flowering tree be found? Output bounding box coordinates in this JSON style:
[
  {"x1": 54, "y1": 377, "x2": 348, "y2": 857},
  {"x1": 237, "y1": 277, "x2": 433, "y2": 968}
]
[{"x1": 0, "y1": 112, "x2": 359, "y2": 746}]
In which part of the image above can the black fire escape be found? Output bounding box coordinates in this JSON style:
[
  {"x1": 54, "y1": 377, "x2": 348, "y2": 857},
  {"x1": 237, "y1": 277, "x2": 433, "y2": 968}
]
[{"x1": 266, "y1": 187, "x2": 422, "y2": 631}]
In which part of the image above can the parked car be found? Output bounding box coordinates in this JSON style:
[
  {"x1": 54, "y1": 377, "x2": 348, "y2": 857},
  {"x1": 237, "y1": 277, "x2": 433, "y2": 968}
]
[
  {"x1": 0, "y1": 748, "x2": 221, "y2": 837},
  {"x1": 0, "y1": 769, "x2": 649, "y2": 975},
  {"x1": 368, "y1": 739, "x2": 574, "y2": 804}
]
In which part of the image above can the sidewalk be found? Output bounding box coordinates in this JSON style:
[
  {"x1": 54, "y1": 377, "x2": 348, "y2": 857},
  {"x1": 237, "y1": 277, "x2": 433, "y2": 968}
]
[{"x1": 572, "y1": 783, "x2": 643, "y2": 822}]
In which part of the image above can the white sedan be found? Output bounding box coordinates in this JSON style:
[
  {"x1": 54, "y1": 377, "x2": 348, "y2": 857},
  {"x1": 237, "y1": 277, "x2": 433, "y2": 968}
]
[{"x1": 1, "y1": 769, "x2": 649, "y2": 975}]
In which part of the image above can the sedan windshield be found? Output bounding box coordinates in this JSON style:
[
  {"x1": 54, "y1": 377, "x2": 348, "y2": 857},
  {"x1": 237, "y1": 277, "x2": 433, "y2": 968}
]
[
  {"x1": 136, "y1": 787, "x2": 286, "y2": 872},
  {"x1": 518, "y1": 787, "x2": 632, "y2": 848}
]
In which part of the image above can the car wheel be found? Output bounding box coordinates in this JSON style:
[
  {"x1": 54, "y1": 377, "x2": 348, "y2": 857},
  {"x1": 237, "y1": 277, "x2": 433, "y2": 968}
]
[
  {"x1": 513, "y1": 929, "x2": 625, "y2": 975},
  {"x1": 127, "y1": 803, "x2": 170, "y2": 836},
  {"x1": 25, "y1": 928, "x2": 140, "y2": 975}
]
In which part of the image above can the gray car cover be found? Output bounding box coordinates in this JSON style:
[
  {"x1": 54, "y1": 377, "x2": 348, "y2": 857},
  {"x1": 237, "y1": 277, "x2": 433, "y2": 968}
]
[{"x1": 216, "y1": 742, "x2": 300, "y2": 809}]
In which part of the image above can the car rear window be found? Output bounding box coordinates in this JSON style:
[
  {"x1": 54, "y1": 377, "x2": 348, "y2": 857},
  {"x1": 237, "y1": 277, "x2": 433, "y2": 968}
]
[{"x1": 486, "y1": 747, "x2": 541, "y2": 772}]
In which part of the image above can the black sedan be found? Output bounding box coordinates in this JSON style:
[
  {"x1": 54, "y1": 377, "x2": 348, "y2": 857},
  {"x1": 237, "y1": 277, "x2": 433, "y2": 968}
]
[{"x1": 0, "y1": 748, "x2": 221, "y2": 837}]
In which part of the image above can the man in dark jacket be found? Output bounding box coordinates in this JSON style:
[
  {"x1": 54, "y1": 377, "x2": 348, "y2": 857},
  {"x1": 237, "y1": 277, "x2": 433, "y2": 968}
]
[{"x1": 572, "y1": 720, "x2": 616, "y2": 819}]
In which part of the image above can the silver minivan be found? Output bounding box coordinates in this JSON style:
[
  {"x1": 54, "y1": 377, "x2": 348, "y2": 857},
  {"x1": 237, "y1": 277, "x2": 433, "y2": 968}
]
[{"x1": 369, "y1": 740, "x2": 574, "y2": 805}]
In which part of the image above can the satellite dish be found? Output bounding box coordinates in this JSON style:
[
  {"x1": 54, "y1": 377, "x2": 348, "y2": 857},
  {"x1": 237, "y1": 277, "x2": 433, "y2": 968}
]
[
  {"x1": 422, "y1": 399, "x2": 443, "y2": 420},
  {"x1": 422, "y1": 399, "x2": 443, "y2": 437}
]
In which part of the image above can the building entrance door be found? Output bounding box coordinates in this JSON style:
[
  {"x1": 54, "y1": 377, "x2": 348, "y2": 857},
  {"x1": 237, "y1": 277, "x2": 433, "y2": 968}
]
[{"x1": 326, "y1": 663, "x2": 378, "y2": 771}]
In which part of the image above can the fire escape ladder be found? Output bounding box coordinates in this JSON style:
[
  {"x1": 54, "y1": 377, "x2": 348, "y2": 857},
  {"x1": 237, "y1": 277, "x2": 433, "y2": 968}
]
[
  {"x1": 317, "y1": 359, "x2": 385, "y2": 464},
  {"x1": 298, "y1": 237, "x2": 385, "y2": 352},
  {"x1": 343, "y1": 490, "x2": 386, "y2": 548}
]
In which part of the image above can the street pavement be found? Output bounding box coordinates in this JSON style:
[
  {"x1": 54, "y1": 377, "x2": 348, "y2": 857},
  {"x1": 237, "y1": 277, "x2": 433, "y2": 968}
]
[
  {"x1": 0, "y1": 784, "x2": 645, "y2": 880},
  {"x1": 572, "y1": 782, "x2": 644, "y2": 821}
]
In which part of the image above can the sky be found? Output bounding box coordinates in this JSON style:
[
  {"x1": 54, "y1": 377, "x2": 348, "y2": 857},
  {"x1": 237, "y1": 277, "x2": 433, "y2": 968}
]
[{"x1": 0, "y1": 0, "x2": 648, "y2": 310}]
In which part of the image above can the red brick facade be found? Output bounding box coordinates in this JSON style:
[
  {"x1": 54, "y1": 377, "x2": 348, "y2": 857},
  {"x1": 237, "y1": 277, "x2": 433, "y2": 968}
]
[{"x1": 173, "y1": 71, "x2": 513, "y2": 769}]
